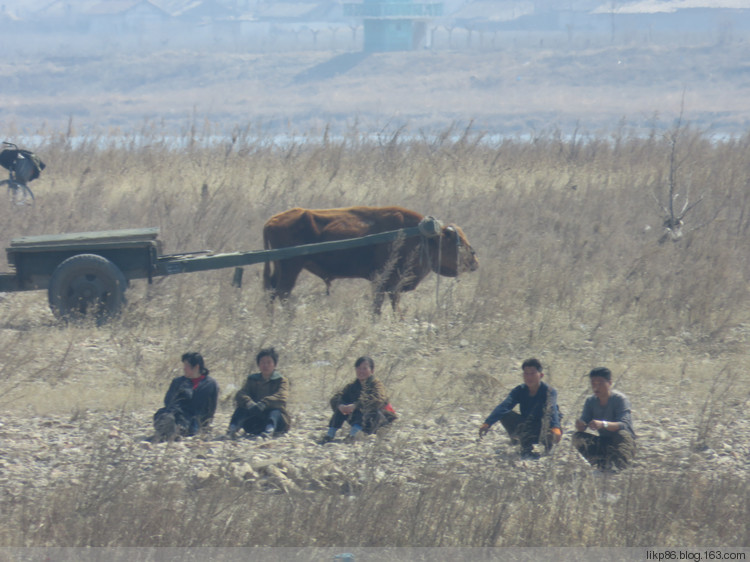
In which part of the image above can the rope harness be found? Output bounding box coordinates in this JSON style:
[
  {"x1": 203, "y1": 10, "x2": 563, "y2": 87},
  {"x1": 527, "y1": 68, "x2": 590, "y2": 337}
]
[{"x1": 417, "y1": 216, "x2": 445, "y2": 306}]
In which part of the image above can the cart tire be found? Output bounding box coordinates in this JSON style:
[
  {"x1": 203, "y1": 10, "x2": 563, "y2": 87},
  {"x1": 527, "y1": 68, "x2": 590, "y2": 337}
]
[{"x1": 48, "y1": 254, "x2": 127, "y2": 323}]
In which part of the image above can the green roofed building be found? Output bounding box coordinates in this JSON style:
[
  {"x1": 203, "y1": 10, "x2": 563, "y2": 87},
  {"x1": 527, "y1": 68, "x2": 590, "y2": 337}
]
[{"x1": 344, "y1": 0, "x2": 443, "y2": 52}]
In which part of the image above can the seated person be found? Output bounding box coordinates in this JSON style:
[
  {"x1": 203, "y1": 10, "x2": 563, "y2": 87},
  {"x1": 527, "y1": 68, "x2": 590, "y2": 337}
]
[
  {"x1": 478, "y1": 358, "x2": 562, "y2": 459},
  {"x1": 320, "y1": 356, "x2": 397, "y2": 444},
  {"x1": 227, "y1": 347, "x2": 290, "y2": 439},
  {"x1": 573, "y1": 367, "x2": 636, "y2": 471},
  {"x1": 153, "y1": 352, "x2": 218, "y2": 442}
]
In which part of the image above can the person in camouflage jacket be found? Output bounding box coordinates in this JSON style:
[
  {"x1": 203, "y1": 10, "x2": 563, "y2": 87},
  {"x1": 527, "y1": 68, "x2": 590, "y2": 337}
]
[
  {"x1": 319, "y1": 356, "x2": 396, "y2": 443},
  {"x1": 227, "y1": 347, "x2": 290, "y2": 438}
]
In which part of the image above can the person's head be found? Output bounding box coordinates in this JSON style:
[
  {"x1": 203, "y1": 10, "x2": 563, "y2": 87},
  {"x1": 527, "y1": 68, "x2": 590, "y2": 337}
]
[
  {"x1": 354, "y1": 356, "x2": 374, "y2": 382},
  {"x1": 182, "y1": 352, "x2": 208, "y2": 378},
  {"x1": 256, "y1": 347, "x2": 278, "y2": 379},
  {"x1": 521, "y1": 358, "x2": 543, "y2": 390},
  {"x1": 588, "y1": 367, "x2": 612, "y2": 399}
]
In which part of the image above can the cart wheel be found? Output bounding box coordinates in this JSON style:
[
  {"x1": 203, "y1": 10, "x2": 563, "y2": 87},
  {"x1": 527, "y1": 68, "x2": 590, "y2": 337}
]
[{"x1": 48, "y1": 254, "x2": 127, "y2": 323}]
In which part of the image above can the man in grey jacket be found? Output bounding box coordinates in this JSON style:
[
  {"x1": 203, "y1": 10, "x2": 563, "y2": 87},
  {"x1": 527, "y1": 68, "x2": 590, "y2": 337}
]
[{"x1": 573, "y1": 367, "x2": 636, "y2": 471}]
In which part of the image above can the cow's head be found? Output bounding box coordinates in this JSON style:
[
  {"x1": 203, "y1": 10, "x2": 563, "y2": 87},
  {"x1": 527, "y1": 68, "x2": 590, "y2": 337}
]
[{"x1": 428, "y1": 224, "x2": 479, "y2": 276}]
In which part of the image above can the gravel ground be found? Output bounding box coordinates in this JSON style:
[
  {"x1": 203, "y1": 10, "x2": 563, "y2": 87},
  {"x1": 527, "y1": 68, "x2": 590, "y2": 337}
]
[{"x1": 1, "y1": 404, "x2": 747, "y2": 501}]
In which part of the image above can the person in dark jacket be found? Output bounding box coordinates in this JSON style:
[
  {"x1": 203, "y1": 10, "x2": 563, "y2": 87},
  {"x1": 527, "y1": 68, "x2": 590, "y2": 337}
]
[
  {"x1": 479, "y1": 358, "x2": 562, "y2": 459},
  {"x1": 227, "y1": 347, "x2": 290, "y2": 439},
  {"x1": 319, "y1": 356, "x2": 397, "y2": 444},
  {"x1": 153, "y1": 352, "x2": 219, "y2": 442}
]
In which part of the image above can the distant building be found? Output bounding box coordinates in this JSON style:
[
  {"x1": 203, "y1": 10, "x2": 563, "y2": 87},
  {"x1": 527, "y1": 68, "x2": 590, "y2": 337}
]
[
  {"x1": 6, "y1": 0, "x2": 750, "y2": 53},
  {"x1": 590, "y1": 0, "x2": 750, "y2": 38},
  {"x1": 86, "y1": 0, "x2": 170, "y2": 34},
  {"x1": 344, "y1": 0, "x2": 444, "y2": 51},
  {"x1": 170, "y1": 0, "x2": 237, "y2": 21}
]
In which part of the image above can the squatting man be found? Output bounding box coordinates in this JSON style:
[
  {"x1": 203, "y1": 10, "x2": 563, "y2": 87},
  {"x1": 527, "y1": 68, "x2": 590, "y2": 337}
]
[
  {"x1": 479, "y1": 358, "x2": 563, "y2": 459},
  {"x1": 479, "y1": 359, "x2": 636, "y2": 470},
  {"x1": 572, "y1": 367, "x2": 636, "y2": 471}
]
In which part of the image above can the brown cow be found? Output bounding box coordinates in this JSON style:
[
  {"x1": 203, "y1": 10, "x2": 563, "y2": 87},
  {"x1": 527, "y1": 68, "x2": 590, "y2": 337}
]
[{"x1": 262, "y1": 206, "x2": 479, "y2": 314}]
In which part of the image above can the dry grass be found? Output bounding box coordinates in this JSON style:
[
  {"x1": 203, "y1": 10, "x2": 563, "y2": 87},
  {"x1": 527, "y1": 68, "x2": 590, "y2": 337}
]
[
  {"x1": 2, "y1": 440, "x2": 747, "y2": 548},
  {"x1": 0, "y1": 122, "x2": 749, "y2": 547}
]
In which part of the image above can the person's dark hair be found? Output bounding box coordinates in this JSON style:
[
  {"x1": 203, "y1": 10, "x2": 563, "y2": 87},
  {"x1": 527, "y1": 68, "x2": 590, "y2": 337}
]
[
  {"x1": 182, "y1": 352, "x2": 208, "y2": 376},
  {"x1": 354, "y1": 356, "x2": 374, "y2": 370},
  {"x1": 256, "y1": 347, "x2": 279, "y2": 366},
  {"x1": 521, "y1": 358, "x2": 542, "y2": 372},
  {"x1": 588, "y1": 367, "x2": 612, "y2": 381}
]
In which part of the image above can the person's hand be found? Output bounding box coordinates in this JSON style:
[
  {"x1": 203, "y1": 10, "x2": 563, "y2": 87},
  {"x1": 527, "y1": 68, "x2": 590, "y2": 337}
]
[
  {"x1": 242, "y1": 395, "x2": 256, "y2": 408},
  {"x1": 575, "y1": 419, "x2": 587, "y2": 432},
  {"x1": 338, "y1": 404, "x2": 355, "y2": 415},
  {"x1": 550, "y1": 427, "x2": 562, "y2": 444},
  {"x1": 253, "y1": 401, "x2": 267, "y2": 413},
  {"x1": 478, "y1": 423, "x2": 490, "y2": 438}
]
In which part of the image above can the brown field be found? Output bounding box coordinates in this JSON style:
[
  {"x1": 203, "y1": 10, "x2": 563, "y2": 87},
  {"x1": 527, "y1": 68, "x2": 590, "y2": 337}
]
[
  {"x1": 3, "y1": 40, "x2": 750, "y2": 135},
  {"x1": 0, "y1": 121, "x2": 748, "y2": 550}
]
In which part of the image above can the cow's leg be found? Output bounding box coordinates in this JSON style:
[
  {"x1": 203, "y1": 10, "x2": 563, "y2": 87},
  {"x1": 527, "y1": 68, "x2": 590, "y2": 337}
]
[
  {"x1": 303, "y1": 263, "x2": 333, "y2": 296},
  {"x1": 265, "y1": 259, "x2": 305, "y2": 313},
  {"x1": 273, "y1": 259, "x2": 305, "y2": 302},
  {"x1": 263, "y1": 260, "x2": 278, "y2": 297},
  {"x1": 372, "y1": 290, "x2": 386, "y2": 315},
  {"x1": 263, "y1": 260, "x2": 283, "y2": 314},
  {"x1": 389, "y1": 291, "x2": 400, "y2": 310},
  {"x1": 389, "y1": 291, "x2": 404, "y2": 319},
  {"x1": 373, "y1": 272, "x2": 400, "y2": 316}
]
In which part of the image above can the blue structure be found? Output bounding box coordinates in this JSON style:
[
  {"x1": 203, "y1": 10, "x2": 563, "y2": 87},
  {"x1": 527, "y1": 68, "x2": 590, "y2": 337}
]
[{"x1": 344, "y1": 0, "x2": 443, "y2": 52}]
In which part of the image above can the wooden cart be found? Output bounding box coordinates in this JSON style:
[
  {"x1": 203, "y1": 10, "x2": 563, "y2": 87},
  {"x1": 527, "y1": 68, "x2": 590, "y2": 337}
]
[{"x1": 0, "y1": 219, "x2": 440, "y2": 322}]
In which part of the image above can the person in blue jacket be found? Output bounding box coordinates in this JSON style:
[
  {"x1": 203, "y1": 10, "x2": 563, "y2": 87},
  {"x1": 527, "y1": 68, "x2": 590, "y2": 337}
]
[
  {"x1": 479, "y1": 358, "x2": 562, "y2": 459},
  {"x1": 153, "y1": 352, "x2": 219, "y2": 442}
]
